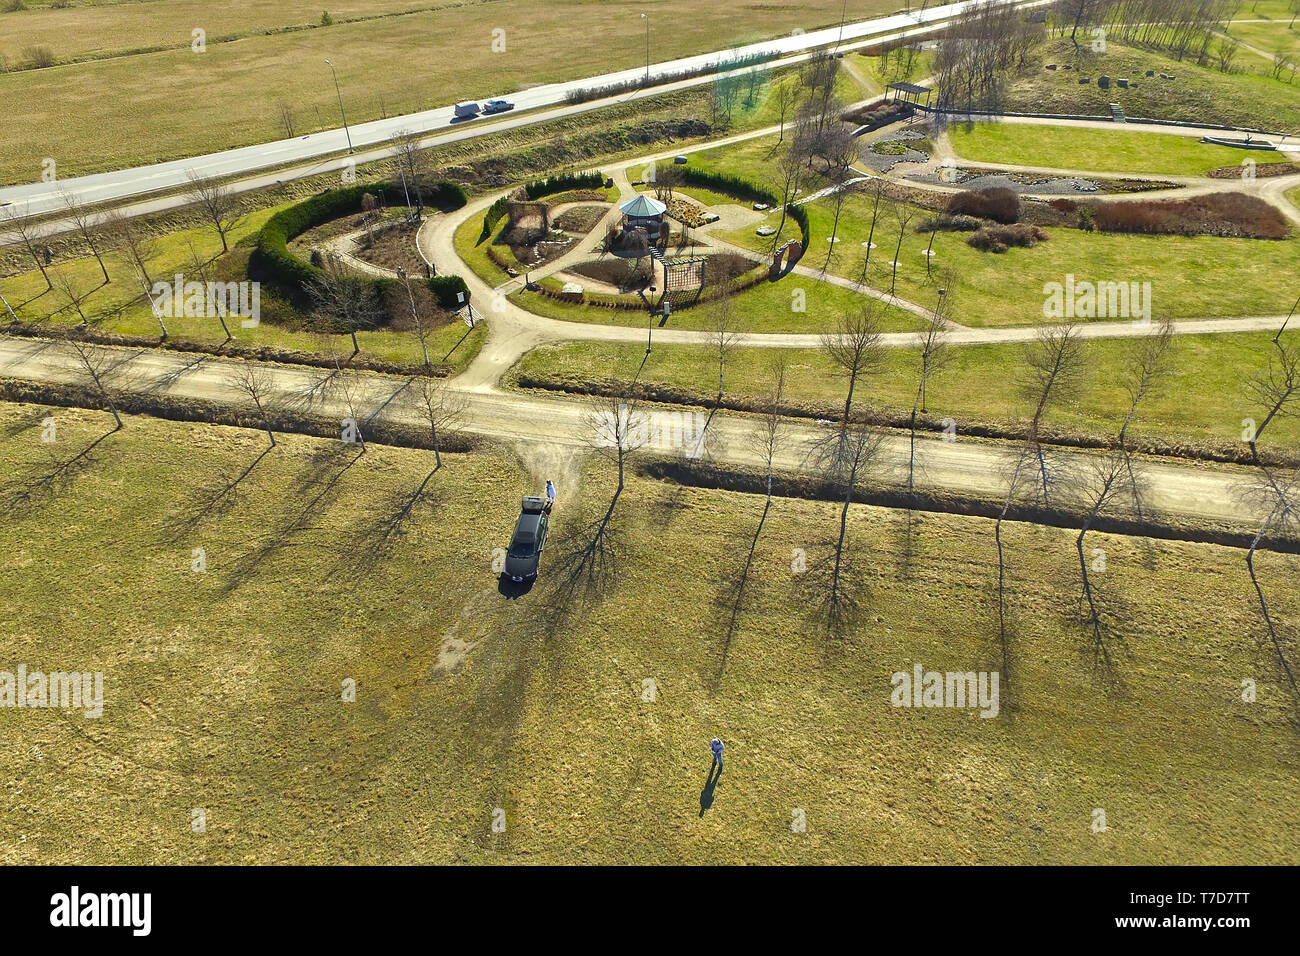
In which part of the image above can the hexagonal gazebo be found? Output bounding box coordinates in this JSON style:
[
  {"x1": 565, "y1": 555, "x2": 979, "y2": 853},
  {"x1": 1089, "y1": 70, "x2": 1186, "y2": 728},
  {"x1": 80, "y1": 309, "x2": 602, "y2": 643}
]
[{"x1": 619, "y1": 194, "x2": 668, "y2": 241}]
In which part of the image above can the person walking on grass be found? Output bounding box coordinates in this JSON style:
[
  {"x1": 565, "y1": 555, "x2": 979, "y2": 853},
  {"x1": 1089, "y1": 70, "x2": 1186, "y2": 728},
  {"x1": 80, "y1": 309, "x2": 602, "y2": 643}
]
[
  {"x1": 545, "y1": 479, "x2": 556, "y2": 512},
  {"x1": 710, "y1": 737, "x2": 724, "y2": 771}
]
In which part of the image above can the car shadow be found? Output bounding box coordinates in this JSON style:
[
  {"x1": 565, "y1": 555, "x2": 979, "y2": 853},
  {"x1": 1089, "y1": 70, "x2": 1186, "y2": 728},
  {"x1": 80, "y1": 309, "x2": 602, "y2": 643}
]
[{"x1": 497, "y1": 574, "x2": 536, "y2": 599}]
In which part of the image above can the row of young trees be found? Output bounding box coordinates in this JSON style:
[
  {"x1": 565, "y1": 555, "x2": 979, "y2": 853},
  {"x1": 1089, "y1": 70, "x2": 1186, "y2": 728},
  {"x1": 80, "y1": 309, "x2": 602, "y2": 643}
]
[
  {"x1": 933, "y1": 0, "x2": 1045, "y2": 113},
  {"x1": 578, "y1": 283, "x2": 1298, "y2": 714},
  {"x1": 2, "y1": 172, "x2": 242, "y2": 340}
]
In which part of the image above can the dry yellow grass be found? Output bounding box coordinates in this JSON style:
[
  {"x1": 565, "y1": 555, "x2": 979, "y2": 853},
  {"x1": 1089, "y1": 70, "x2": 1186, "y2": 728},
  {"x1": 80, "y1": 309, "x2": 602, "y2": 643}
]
[
  {"x1": 0, "y1": 0, "x2": 895, "y2": 183},
  {"x1": 1, "y1": 404, "x2": 1296, "y2": 864}
]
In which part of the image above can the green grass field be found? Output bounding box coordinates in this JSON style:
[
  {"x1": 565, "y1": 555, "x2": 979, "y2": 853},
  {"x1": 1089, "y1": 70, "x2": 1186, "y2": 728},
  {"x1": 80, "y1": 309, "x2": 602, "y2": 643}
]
[
  {"x1": 1229, "y1": 20, "x2": 1300, "y2": 63},
  {"x1": 692, "y1": 133, "x2": 1300, "y2": 327},
  {"x1": 0, "y1": 0, "x2": 896, "y2": 183},
  {"x1": 0, "y1": 207, "x2": 486, "y2": 372},
  {"x1": 947, "y1": 123, "x2": 1290, "y2": 177},
  {"x1": 1005, "y1": 37, "x2": 1300, "y2": 131},
  {"x1": 1, "y1": 404, "x2": 1297, "y2": 864},
  {"x1": 512, "y1": 330, "x2": 1300, "y2": 451},
  {"x1": 508, "y1": 272, "x2": 926, "y2": 334}
]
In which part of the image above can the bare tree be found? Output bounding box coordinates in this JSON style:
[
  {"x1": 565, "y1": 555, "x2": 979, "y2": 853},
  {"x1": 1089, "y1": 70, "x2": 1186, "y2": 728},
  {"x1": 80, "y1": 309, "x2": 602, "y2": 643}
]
[
  {"x1": 1246, "y1": 334, "x2": 1300, "y2": 462},
  {"x1": 106, "y1": 211, "x2": 164, "y2": 337},
  {"x1": 1020, "y1": 321, "x2": 1087, "y2": 505},
  {"x1": 307, "y1": 255, "x2": 385, "y2": 360},
  {"x1": 228, "y1": 362, "x2": 280, "y2": 448},
  {"x1": 773, "y1": 141, "x2": 807, "y2": 251},
  {"x1": 859, "y1": 179, "x2": 886, "y2": 284},
  {"x1": 180, "y1": 236, "x2": 233, "y2": 345},
  {"x1": 1116, "y1": 317, "x2": 1175, "y2": 515},
  {"x1": 59, "y1": 190, "x2": 110, "y2": 284},
  {"x1": 50, "y1": 267, "x2": 92, "y2": 326},
  {"x1": 390, "y1": 129, "x2": 428, "y2": 215},
  {"x1": 698, "y1": 280, "x2": 740, "y2": 454},
  {"x1": 66, "y1": 338, "x2": 123, "y2": 429},
  {"x1": 907, "y1": 311, "x2": 952, "y2": 491},
  {"x1": 771, "y1": 77, "x2": 799, "y2": 144},
  {"x1": 823, "y1": 178, "x2": 858, "y2": 273},
  {"x1": 888, "y1": 202, "x2": 917, "y2": 297},
  {"x1": 548, "y1": 392, "x2": 648, "y2": 606},
  {"x1": 412, "y1": 373, "x2": 466, "y2": 471},
  {"x1": 185, "y1": 170, "x2": 242, "y2": 254},
  {"x1": 820, "y1": 301, "x2": 886, "y2": 452},
  {"x1": 991, "y1": 321, "x2": 1087, "y2": 707},
  {"x1": 2, "y1": 203, "x2": 53, "y2": 292}
]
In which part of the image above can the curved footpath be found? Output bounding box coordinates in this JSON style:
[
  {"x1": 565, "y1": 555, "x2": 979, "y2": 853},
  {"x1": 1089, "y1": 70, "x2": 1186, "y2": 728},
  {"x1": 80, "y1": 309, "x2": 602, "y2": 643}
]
[{"x1": 420, "y1": 135, "x2": 1298, "y2": 395}]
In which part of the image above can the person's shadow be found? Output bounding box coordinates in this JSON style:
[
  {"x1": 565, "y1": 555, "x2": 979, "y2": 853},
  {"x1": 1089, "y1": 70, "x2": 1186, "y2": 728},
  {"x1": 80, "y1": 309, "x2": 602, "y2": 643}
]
[{"x1": 699, "y1": 762, "x2": 723, "y2": 817}]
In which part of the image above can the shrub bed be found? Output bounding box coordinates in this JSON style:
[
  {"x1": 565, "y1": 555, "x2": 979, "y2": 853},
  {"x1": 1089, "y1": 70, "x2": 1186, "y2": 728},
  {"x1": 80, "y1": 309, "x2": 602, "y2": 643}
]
[
  {"x1": 480, "y1": 170, "x2": 605, "y2": 240},
  {"x1": 967, "y1": 222, "x2": 1049, "y2": 253},
  {"x1": 1092, "y1": 193, "x2": 1290, "y2": 239},
  {"x1": 251, "y1": 182, "x2": 469, "y2": 312},
  {"x1": 673, "y1": 166, "x2": 812, "y2": 249},
  {"x1": 946, "y1": 187, "x2": 1020, "y2": 224}
]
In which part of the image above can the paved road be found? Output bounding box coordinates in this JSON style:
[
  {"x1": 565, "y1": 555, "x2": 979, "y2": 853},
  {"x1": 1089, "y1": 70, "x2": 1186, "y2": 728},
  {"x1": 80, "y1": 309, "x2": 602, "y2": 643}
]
[
  {"x1": 0, "y1": 1, "x2": 1043, "y2": 223},
  {"x1": 0, "y1": 335, "x2": 1264, "y2": 531}
]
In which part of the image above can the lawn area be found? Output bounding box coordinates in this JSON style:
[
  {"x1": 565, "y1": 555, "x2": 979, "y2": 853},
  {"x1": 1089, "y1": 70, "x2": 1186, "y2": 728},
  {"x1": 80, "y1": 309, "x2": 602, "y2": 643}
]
[
  {"x1": 947, "y1": 122, "x2": 1291, "y2": 177},
  {"x1": 1, "y1": 209, "x2": 486, "y2": 372},
  {"x1": 700, "y1": 134, "x2": 1300, "y2": 327},
  {"x1": 0, "y1": 0, "x2": 896, "y2": 183},
  {"x1": 1005, "y1": 37, "x2": 1300, "y2": 131},
  {"x1": 1229, "y1": 21, "x2": 1300, "y2": 63},
  {"x1": 510, "y1": 271, "x2": 926, "y2": 334},
  {"x1": 511, "y1": 331, "x2": 1300, "y2": 452},
  {"x1": 1, "y1": 404, "x2": 1296, "y2": 864}
]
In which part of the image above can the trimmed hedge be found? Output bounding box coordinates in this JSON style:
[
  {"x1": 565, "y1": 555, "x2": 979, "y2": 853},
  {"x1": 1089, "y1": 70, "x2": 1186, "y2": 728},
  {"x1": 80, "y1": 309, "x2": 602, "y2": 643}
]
[
  {"x1": 481, "y1": 170, "x2": 605, "y2": 240},
  {"x1": 674, "y1": 166, "x2": 812, "y2": 249},
  {"x1": 524, "y1": 170, "x2": 605, "y2": 200},
  {"x1": 251, "y1": 181, "x2": 469, "y2": 311}
]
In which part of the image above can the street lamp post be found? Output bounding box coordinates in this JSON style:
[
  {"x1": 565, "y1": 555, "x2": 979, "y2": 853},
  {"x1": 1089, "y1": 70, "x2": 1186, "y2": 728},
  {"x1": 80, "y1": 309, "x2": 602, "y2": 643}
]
[
  {"x1": 641, "y1": 13, "x2": 650, "y2": 84},
  {"x1": 325, "y1": 59, "x2": 353, "y2": 153},
  {"x1": 647, "y1": 284, "x2": 656, "y2": 353}
]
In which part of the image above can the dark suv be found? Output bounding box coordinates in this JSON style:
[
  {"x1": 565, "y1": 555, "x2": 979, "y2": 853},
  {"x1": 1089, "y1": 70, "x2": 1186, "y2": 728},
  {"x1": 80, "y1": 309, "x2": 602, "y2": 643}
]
[{"x1": 505, "y1": 497, "x2": 549, "y2": 582}]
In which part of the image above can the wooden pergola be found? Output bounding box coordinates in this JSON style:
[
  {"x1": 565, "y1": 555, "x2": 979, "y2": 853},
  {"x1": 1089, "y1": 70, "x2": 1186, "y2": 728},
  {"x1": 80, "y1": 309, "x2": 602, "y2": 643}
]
[{"x1": 887, "y1": 81, "x2": 932, "y2": 107}]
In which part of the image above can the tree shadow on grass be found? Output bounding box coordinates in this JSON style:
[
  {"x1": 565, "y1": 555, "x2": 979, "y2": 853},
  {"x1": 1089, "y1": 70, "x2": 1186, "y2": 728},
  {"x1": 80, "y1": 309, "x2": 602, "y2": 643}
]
[
  {"x1": 537, "y1": 497, "x2": 624, "y2": 636},
  {"x1": 219, "y1": 445, "x2": 365, "y2": 594},
  {"x1": 710, "y1": 498, "x2": 771, "y2": 691},
  {"x1": 330, "y1": 462, "x2": 447, "y2": 582},
  {"x1": 0, "y1": 423, "x2": 119, "y2": 514},
  {"x1": 156, "y1": 444, "x2": 274, "y2": 544}
]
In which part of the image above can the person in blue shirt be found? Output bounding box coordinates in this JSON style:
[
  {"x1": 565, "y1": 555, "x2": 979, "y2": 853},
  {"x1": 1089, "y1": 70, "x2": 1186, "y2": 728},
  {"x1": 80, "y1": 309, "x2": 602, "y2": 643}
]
[
  {"x1": 545, "y1": 479, "x2": 556, "y2": 512},
  {"x1": 710, "y1": 737, "x2": 724, "y2": 771}
]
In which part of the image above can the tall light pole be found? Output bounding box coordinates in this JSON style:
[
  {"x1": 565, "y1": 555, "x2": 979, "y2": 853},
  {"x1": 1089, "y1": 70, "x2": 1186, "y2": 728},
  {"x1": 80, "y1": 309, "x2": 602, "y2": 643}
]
[
  {"x1": 325, "y1": 59, "x2": 353, "y2": 153},
  {"x1": 641, "y1": 13, "x2": 650, "y2": 84},
  {"x1": 836, "y1": 0, "x2": 848, "y2": 51},
  {"x1": 647, "y1": 284, "x2": 656, "y2": 353}
]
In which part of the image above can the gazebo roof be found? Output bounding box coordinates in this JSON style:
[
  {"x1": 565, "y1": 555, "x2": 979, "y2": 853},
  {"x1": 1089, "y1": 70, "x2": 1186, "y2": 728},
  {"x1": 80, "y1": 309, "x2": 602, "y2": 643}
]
[{"x1": 619, "y1": 194, "x2": 667, "y2": 217}]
